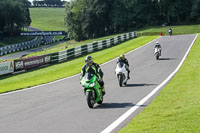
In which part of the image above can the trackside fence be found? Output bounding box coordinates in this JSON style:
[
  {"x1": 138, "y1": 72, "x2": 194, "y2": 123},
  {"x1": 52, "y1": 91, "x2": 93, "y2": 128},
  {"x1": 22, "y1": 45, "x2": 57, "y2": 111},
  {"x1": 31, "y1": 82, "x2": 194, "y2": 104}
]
[{"x1": 0, "y1": 31, "x2": 137, "y2": 76}]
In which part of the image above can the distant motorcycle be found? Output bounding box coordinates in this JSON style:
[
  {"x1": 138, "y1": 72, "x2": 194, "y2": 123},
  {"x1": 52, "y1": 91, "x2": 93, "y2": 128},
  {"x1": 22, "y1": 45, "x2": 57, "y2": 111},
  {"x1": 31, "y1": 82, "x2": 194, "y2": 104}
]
[
  {"x1": 80, "y1": 72, "x2": 103, "y2": 108},
  {"x1": 115, "y1": 61, "x2": 129, "y2": 87},
  {"x1": 168, "y1": 29, "x2": 172, "y2": 36},
  {"x1": 154, "y1": 47, "x2": 161, "y2": 60}
]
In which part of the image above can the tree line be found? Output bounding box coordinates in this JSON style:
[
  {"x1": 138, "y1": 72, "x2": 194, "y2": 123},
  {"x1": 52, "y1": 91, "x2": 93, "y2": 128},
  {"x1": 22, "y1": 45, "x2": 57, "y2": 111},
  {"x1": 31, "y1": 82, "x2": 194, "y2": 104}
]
[
  {"x1": 0, "y1": 0, "x2": 31, "y2": 36},
  {"x1": 32, "y1": 0, "x2": 66, "y2": 7},
  {"x1": 65, "y1": 0, "x2": 200, "y2": 41}
]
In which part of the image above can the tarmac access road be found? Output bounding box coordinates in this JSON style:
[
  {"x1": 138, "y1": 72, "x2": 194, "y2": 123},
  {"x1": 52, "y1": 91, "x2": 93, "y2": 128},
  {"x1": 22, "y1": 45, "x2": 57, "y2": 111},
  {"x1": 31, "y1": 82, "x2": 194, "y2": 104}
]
[{"x1": 0, "y1": 34, "x2": 197, "y2": 133}]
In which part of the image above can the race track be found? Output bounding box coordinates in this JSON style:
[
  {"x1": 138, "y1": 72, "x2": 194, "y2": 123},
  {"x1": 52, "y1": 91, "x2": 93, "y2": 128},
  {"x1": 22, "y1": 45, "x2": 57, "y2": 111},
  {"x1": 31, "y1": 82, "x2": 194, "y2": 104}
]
[{"x1": 0, "y1": 34, "x2": 196, "y2": 133}]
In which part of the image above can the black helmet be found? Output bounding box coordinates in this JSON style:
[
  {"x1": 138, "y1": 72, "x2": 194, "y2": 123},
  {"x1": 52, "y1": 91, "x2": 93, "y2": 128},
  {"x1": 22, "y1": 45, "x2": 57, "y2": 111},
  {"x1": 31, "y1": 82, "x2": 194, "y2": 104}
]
[{"x1": 85, "y1": 55, "x2": 93, "y2": 65}]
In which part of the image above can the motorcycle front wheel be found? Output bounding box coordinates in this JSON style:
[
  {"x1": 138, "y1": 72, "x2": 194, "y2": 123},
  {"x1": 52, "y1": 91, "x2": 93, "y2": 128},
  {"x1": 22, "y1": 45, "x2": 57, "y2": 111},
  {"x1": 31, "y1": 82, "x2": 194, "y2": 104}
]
[
  {"x1": 118, "y1": 74, "x2": 123, "y2": 87},
  {"x1": 156, "y1": 53, "x2": 159, "y2": 60},
  {"x1": 86, "y1": 91, "x2": 94, "y2": 108}
]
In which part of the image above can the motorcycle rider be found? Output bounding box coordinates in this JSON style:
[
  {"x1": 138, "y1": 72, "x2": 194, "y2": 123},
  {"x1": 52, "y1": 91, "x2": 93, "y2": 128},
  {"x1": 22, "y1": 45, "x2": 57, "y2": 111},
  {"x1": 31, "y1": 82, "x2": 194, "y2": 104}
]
[
  {"x1": 117, "y1": 54, "x2": 130, "y2": 79},
  {"x1": 154, "y1": 41, "x2": 162, "y2": 56},
  {"x1": 168, "y1": 27, "x2": 172, "y2": 35},
  {"x1": 81, "y1": 55, "x2": 105, "y2": 95}
]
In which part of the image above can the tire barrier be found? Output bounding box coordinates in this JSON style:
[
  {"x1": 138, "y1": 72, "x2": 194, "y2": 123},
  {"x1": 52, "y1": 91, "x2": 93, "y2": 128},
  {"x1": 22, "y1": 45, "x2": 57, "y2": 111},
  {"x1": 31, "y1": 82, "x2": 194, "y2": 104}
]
[{"x1": 0, "y1": 31, "x2": 137, "y2": 76}]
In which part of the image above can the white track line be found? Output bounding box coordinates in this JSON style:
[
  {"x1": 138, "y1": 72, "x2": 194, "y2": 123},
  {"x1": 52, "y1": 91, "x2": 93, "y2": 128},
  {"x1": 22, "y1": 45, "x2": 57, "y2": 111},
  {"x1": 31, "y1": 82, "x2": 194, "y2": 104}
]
[
  {"x1": 0, "y1": 36, "x2": 160, "y2": 96},
  {"x1": 100, "y1": 34, "x2": 198, "y2": 133}
]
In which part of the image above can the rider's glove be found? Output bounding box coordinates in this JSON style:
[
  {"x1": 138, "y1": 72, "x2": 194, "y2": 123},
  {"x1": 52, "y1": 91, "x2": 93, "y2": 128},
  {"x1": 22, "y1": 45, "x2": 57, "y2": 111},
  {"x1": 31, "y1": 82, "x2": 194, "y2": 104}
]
[{"x1": 98, "y1": 78, "x2": 102, "y2": 82}]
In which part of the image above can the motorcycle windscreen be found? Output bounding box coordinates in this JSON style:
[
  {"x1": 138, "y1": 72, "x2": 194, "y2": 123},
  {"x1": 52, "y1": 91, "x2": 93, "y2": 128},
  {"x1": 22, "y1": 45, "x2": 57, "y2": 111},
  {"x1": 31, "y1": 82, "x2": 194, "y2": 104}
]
[
  {"x1": 84, "y1": 73, "x2": 94, "y2": 81},
  {"x1": 117, "y1": 62, "x2": 124, "y2": 68}
]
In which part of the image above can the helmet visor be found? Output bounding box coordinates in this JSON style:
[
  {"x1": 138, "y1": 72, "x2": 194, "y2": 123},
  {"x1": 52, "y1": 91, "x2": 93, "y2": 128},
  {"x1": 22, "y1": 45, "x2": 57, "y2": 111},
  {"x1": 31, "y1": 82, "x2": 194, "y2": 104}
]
[{"x1": 85, "y1": 59, "x2": 93, "y2": 65}]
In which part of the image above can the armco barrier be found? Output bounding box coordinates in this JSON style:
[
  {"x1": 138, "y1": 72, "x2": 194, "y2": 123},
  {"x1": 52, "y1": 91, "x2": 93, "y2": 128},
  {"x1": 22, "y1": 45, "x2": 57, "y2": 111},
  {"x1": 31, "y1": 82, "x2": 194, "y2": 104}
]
[
  {"x1": 0, "y1": 31, "x2": 137, "y2": 76},
  {"x1": 0, "y1": 37, "x2": 40, "y2": 56},
  {"x1": 54, "y1": 31, "x2": 137, "y2": 63}
]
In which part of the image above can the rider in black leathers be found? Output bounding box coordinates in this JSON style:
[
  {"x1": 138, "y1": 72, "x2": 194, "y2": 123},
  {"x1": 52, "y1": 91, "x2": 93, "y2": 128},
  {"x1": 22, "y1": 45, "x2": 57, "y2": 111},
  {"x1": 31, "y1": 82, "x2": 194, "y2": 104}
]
[{"x1": 81, "y1": 55, "x2": 105, "y2": 95}]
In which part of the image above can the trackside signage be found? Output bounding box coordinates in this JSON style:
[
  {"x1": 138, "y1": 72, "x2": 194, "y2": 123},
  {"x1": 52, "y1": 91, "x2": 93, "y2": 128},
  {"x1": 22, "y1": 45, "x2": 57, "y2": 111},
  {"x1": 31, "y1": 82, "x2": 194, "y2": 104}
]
[
  {"x1": 14, "y1": 55, "x2": 51, "y2": 71},
  {"x1": 20, "y1": 31, "x2": 66, "y2": 36},
  {"x1": 0, "y1": 61, "x2": 14, "y2": 75}
]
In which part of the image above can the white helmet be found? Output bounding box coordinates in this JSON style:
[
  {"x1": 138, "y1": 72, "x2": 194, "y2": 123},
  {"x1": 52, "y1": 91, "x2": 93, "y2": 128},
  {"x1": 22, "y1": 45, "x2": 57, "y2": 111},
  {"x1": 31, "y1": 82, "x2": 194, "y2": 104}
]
[{"x1": 156, "y1": 41, "x2": 159, "y2": 44}]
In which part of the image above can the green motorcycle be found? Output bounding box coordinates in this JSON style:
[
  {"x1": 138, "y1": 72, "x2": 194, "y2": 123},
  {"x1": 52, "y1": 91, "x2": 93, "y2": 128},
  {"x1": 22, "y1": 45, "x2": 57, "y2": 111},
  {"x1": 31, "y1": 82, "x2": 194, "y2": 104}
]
[{"x1": 81, "y1": 72, "x2": 103, "y2": 108}]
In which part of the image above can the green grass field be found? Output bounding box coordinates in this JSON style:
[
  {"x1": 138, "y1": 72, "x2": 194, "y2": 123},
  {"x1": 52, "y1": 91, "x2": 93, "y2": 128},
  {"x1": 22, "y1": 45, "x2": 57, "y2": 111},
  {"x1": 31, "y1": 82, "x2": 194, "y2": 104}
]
[
  {"x1": 0, "y1": 7, "x2": 64, "y2": 47},
  {"x1": 0, "y1": 36, "x2": 157, "y2": 93},
  {"x1": 30, "y1": 7, "x2": 65, "y2": 31},
  {"x1": 119, "y1": 34, "x2": 200, "y2": 133}
]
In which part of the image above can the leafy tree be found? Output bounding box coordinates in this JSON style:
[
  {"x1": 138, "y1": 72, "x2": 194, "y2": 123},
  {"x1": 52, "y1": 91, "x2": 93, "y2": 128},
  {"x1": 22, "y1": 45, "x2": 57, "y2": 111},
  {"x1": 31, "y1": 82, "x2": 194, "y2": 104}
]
[
  {"x1": 191, "y1": 0, "x2": 200, "y2": 22},
  {"x1": 0, "y1": 0, "x2": 31, "y2": 34},
  {"x1": 65, "y1": 0, "x2": 200, "y2": 41},
  {"x1": 65, "y1": 0, "x2": 110, "y2": 41}
]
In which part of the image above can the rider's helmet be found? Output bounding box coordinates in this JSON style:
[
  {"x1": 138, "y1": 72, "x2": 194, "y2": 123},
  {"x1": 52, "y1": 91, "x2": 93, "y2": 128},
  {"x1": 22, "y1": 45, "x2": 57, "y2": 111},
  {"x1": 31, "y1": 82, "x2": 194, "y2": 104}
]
[
  {"x1": 85, "y1": 55, "x2": 93, "y2": 65},
  {"x1": 156, "y1": 41, "x2": 160, "y2": 46},
  {"x1": 119, "y1": 54, "x2": 125, "y2": 61}
]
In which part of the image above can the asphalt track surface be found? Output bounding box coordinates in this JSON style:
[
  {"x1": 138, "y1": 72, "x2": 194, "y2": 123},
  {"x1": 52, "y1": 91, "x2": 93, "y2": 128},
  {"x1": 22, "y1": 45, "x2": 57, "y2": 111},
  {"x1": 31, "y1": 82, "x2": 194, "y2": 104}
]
[{"x1": 0, "y1": 34, "x2": 196, "y2": 133}]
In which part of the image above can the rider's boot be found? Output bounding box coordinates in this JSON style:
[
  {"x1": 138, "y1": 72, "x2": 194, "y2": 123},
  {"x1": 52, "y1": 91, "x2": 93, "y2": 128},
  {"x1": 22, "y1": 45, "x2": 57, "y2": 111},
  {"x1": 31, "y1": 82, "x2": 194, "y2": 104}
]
[
  {"x1": 128, "y1": 71, "x2": 130, "y2": 79},
  {"x1": 101, "y1": 87, "x2": 106, "y2": 96}
]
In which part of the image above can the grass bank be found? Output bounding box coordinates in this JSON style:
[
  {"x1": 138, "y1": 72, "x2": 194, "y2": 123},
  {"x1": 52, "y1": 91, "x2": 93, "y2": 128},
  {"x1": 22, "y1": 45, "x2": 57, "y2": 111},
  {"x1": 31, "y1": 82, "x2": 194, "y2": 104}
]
[
  {"x1": 119, "y1": 34, "x2": 200, "y2": 133},
  {"x1": 30, "y1": 7, "x2": 65, "y2": 31},
  {"x1": 0, "y1": 36, "x2": 157, "y2": 93}
]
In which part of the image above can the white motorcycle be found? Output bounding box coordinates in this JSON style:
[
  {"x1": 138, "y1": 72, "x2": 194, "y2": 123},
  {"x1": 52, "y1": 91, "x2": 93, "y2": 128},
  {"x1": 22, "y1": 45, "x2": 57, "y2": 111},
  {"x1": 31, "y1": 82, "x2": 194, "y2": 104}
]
[
  {"x1": 154, "y1": 47, "x2": 161, "y2": 60},
  {"x1": 115, "y1": 62, "x2": 128, "y2": 87},
  {"x1": 168, "y1": 29, "x2": 172, "y2": 36}
]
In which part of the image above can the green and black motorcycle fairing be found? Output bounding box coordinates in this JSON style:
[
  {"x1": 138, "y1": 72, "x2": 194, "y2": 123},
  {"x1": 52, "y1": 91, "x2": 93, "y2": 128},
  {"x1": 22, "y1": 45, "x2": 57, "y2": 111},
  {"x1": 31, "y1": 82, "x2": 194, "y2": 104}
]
[{"x1": 81, "y1": 73, "x2": 103, "y2": 108}]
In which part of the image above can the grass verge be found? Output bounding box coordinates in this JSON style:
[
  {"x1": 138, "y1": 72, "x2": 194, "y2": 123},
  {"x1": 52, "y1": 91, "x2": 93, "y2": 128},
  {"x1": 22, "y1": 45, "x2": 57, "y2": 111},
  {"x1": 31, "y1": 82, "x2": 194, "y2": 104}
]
[
  {"x1": 119, "y1": 34, "x2": 200, "y2": 133},
  {"x1": 0, "y1": 36, "x2": 157, "y2": 93}
]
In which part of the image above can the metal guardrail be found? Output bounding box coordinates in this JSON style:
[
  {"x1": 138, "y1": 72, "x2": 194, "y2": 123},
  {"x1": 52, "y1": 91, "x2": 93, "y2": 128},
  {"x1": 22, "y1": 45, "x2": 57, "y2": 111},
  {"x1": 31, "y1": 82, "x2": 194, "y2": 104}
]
[
  {"x1": 0, "y1": 36, "x2": 56, "y2": 56},
  {"x1": 0, "y1": 37, "x2": 40, "y2": 56},
  {"x1": 0, "y1": 31, "x2": 137, "y2": 76}
]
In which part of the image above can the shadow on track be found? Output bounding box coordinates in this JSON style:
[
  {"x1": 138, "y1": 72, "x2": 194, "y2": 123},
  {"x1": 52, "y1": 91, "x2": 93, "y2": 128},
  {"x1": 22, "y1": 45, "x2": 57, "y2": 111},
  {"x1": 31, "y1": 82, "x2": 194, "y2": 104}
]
[
  {"x1": 95, "y1": 103, "x2": 147, "y2": 109},
  {"x1": 159, "y1": 58, "x2": 176, "y2": 60},
  {"x1": 125, "y1": 83, "x2": 157, "y2": 87}
]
